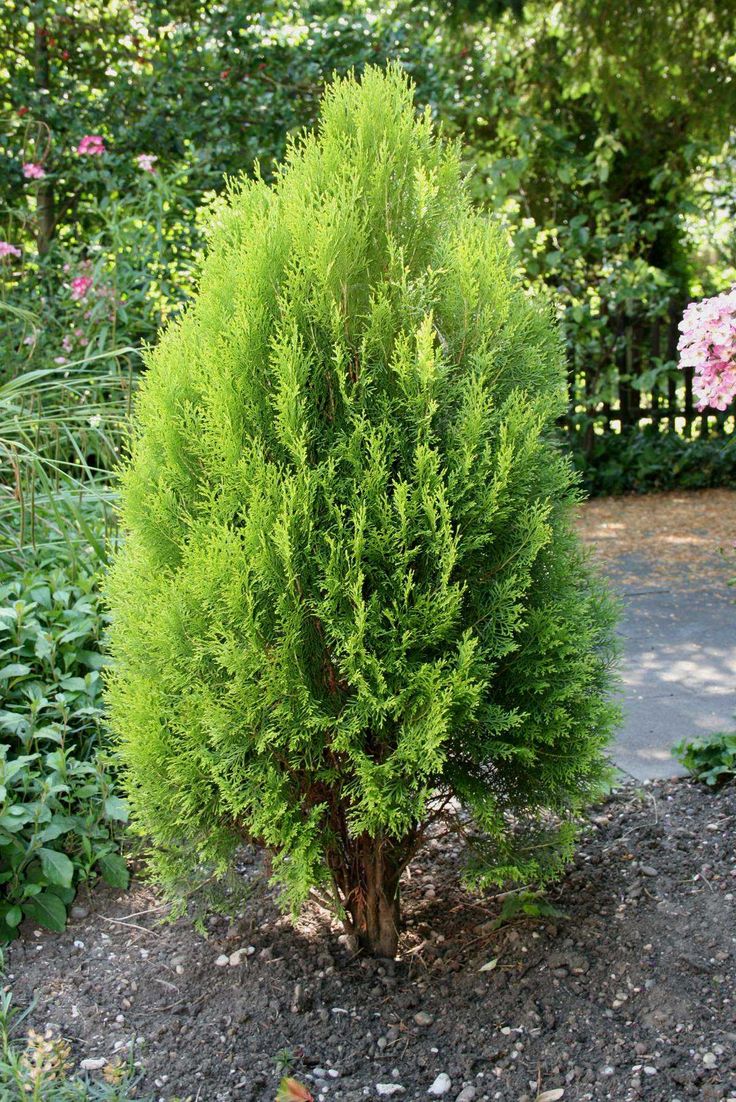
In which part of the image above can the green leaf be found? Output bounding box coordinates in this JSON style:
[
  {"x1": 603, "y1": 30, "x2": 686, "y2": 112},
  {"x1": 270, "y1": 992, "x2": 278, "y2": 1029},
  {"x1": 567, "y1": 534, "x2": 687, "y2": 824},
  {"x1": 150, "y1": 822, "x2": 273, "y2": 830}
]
[
  {"x1": 5, "y1": 905, "x2": 22, "y2": 928},
  {"x1": 0, "y1": 663, "x2": 31, "y2": 680},
  {"x1": 103, "y1": 795, "x2": 129, "y2": 822},
  {"x1": 39, "y1": 847, "x2": 75, "y2": 888},
  {"x1": 97, "y1": 852, "x2": 129, "y2": 889},
  {"x1": 23, "y1": 891, "x2": 67, "y2": 932}
]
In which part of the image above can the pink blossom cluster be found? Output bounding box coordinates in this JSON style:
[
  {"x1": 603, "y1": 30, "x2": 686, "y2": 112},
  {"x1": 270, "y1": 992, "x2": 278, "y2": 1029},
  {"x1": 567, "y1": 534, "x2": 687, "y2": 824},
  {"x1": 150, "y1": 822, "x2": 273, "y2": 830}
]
[
  {"x1": 136, "y1": 153, "x2": 157, "y2": 173},
  {"x1": 22, "y1": 162, "x2": 46, "y2": 179},
  {"x1": 70, "y1": 275, "x2": 94, "y2": 300},
  {"x1": 76, "y1": 134, "x2": 106, "y2": 156},
  {"x1": 0, "y1": 241, "x2": 21, "y2": 258},
  {"x1": 678, "y1": 288, "x2": 736, "y2": 411}
]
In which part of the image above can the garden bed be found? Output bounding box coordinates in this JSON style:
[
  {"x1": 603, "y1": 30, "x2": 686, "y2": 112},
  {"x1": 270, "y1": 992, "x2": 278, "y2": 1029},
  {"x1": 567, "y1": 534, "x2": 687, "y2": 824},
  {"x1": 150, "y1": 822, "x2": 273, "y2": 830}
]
[{"x1": 8, "y1": 777, "x2": 736, "y2": 1102}]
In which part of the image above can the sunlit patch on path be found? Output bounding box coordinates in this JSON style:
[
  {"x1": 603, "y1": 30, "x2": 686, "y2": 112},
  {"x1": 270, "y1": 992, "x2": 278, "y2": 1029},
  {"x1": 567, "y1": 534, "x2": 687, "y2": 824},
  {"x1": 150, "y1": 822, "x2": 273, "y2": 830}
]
[{"x1": 576, "y1": 489, "x2": 736, "y2": 779}]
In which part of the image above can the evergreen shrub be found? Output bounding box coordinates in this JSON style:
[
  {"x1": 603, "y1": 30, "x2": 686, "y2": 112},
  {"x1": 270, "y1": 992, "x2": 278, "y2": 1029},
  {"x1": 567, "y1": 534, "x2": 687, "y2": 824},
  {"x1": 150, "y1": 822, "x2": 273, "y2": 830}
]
[{"x1": 107, "y1": 66, "x2": 619, "y2": 957}]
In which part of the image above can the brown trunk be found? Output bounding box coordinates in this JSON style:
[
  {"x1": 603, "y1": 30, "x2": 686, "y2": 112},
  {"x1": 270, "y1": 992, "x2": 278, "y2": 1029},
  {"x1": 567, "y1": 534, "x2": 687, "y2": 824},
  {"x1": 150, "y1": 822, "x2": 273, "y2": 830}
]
[
  {"x1": 342, "y1": 836, "x2": 402, "y2": 958},
  {"x1": 36, "y1": 181, "x2": 55, "y2": 256}
]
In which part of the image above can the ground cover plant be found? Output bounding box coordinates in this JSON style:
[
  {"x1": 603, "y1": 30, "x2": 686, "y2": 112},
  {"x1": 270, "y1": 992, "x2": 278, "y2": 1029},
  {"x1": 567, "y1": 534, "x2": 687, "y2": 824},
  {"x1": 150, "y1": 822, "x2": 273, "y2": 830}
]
[
  {"x1": 107, "y1": 66, "x2": 619, "y2": 958},
  {"x1": 673, "y1": 731, "x2": 736, "y2": 787},
  {"x1": 0, "y1": 531, "x2": 129, "y2": 943}
]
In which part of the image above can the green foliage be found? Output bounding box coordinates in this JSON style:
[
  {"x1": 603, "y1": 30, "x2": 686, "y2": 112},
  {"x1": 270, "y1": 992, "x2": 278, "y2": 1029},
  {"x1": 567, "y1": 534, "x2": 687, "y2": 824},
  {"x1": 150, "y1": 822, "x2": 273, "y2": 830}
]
[
  {"x1": 1, "y1": 165, "x2": 199, "y2": 383},
  {"x1": 0, "y1": 1, "x2": 443, "y2": 254},
  {"x1": 489, "y1": 889, "x2": 567, "y2": 930},
  {"x1": 4, "y1": 0, "x2": 735, "y2": 469},
  {"x1": 0, "y1": 535, "x2": 128, "y2": 942},
  {"x1": 571, "y1": 427, "x2": 736, "y2": 497},
  {"x1": 108, "y1": 67, "x2": 619, "y2": 953},
  {"x1": 673, "y1": 731, "x2": 736, "y2": 787},
  {"x1": 0, "y1": 353, "x2": 130, "y2": 560},
  {"x1": 439, "y1": 1, "x2": 736, "y2": 429}
]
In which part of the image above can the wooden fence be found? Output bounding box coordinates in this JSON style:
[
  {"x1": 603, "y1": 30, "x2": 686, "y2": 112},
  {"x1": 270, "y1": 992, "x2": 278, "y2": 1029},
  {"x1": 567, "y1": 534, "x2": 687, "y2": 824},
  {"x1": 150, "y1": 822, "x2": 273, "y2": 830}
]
[{"x1": 562, "y1": 301, "x2": 735, "y2": 452}]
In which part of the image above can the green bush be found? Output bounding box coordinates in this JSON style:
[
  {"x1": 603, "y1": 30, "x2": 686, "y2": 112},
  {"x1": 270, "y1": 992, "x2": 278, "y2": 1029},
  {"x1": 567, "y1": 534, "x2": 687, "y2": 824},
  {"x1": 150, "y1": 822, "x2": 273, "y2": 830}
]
[
  {"x1": 673, "y1": 731, "x2": 736, "y2": 786},
  {"x1": 0, "y1": 536, "x2": 128, "y2": 942},
  {"x1": 107, "y1": 66, "x2": 619, "y2": 956},
  {"x1": 570, "y1": 426, "x2": 736, "y2": 496}
]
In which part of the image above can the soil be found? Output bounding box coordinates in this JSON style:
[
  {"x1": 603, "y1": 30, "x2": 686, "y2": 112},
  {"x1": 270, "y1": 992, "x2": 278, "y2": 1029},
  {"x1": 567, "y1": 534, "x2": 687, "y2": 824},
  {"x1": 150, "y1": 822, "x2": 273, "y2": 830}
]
[
  {"x1": 8, "y1": 777, "x2": 736, "y2": 1102},
  {"x1": 575, "y1": 488, "x2": 736, "y2": 591}
]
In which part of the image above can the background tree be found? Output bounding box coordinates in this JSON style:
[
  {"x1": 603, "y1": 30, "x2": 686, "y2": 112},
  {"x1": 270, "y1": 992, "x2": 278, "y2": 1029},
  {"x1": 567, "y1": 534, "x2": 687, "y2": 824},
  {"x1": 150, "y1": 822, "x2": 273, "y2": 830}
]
[{"x1": 107, "y1": 66, "x2": 619, "y2": 957}]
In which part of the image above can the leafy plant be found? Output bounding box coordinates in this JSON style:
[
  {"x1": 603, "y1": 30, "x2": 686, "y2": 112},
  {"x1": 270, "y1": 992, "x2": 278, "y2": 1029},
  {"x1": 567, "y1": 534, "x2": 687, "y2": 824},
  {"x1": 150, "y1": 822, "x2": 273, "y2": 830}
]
[
  {"x1": 0, "y1": 537, "x2": 128, "y2": 942},
  {"x1": 673, "y1": 731, "x2": 736, "y2": 786},
  {"x1": 489, "y1": 890, "x2": 568, "y2": 930},
  {"x1": 108, "y1": 66, "x2": 619, "y2": 957}
]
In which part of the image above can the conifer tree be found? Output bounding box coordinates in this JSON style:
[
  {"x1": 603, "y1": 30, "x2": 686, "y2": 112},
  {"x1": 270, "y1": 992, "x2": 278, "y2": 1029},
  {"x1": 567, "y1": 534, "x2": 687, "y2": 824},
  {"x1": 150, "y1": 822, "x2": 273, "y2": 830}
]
[{"x1": 106, "y1": 65, "x2": 618, "y2": 958}]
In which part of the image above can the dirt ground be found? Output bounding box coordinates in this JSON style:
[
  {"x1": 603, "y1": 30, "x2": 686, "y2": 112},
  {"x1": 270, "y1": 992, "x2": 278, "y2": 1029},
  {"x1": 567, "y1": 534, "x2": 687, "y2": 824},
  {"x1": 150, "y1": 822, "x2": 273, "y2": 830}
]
[
  {"x1": 8, "y1": 778, "x2": 736, "y2": 1102},
  {"x1": 575, "y1": 488, "x2": 736, "y2": 591}
]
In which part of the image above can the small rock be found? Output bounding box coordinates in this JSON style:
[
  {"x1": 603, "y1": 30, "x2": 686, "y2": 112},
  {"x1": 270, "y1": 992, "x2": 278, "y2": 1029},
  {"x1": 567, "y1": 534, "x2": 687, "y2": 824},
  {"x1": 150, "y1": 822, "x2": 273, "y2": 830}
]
[
  {"x1": 80, "y1": 1058, "x2": 106, "y2": 1071},
  {"x1": 71, "y1": 904, "x2": 89, "y2": 920},
  {"x1": 376, "y1": 1086, "x2": 405, "y2": 1097},
  {"x1": 214, "y1": 954, "x2": 230, "y2": 967},
  {"x1": 599, "y1": 1067, "x2": 615, "y2": 1078},
  {"x1": 313, "y1": 1067, "x2": 327, "y2": 1078},
  {"x1": 229, "y1": 947, "x2": 255, "y2": 966},
  {"x1": 415, "y1": 1012, "x2": 434, "y2": 1026},
  {"x1": 428, "y1": 1074, "x2": 452, "y2": 1097},
  {"x1": 702, "y1": 1053, "x2": 717, "y2": 1069},
  {"x1": 455, "y1": 1088, "x2": 477, "y2": 1102},
  {"x1": 640, "y1": 866, "x2": 658, "y2": 877},
  {"x1": 643, "y1": 1066, "x2": 657, "y2": 1076}
]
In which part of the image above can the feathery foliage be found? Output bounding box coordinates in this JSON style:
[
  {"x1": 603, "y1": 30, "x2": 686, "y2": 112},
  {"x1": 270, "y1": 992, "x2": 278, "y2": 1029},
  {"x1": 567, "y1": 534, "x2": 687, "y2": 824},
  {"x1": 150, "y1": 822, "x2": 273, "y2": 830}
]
[{"x1": 106, "y1": 66, "x2": 618, "y2": 956}]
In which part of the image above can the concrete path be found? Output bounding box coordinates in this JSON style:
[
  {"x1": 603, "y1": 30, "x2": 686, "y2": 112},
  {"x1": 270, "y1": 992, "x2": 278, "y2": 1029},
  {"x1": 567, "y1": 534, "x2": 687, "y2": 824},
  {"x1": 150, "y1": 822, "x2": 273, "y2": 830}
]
[{"x1": 576, "y1": 490, "x2": 736, "y2": 780}]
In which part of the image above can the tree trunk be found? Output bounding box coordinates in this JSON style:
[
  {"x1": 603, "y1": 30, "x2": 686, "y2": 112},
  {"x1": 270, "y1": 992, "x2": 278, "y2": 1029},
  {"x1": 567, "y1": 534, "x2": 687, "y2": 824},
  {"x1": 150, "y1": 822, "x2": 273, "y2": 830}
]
[{"x1": 341, "y1": 836, "x2": 403, "y2": 958}]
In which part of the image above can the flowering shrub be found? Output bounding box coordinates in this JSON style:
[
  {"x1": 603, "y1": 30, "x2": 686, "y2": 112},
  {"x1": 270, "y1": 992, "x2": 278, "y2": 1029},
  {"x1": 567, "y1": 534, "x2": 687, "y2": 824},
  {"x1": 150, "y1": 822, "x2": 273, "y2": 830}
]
[
  {"x1": 678, "y1": 289, "x2": 736, "y2": 410},
  {"x1": 1, "y1": 163, "x2": 201, "y2": 388}
]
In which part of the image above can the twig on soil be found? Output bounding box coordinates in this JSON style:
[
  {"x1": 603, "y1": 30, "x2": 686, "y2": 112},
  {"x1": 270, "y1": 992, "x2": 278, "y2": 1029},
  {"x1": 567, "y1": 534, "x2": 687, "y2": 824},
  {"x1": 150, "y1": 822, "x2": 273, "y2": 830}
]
[
  {"x1": 151, "y1": 977, "x2": 179, "y2": 992},
  {"x1": 97, "y1": 915, "x2": 160, "y2": 936},
  {"x1": 112, "y1": 905, "x2": 167, "y2": 920},
  {"x1": 153, "y1": 992, "x2": 209, "y2": 1014}
]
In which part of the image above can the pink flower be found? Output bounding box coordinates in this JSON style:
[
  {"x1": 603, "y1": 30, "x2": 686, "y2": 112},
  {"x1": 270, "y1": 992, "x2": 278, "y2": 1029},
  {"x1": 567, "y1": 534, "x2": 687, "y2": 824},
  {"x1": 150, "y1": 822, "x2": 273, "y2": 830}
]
[
  {"x1": 22, "y1": 162, "x2": 46, "y2": 180},
  {"x1": 0, "y1": 241, "x2": 21, "y2": 258},
  {"x1": 70, "y1": 275, "x2": 94, "y2": 300},
  {"x1": 136, "y1": 153, "x2": 157, "y2": 173},
  {"x1": 678, "y1": 289, "x2": 736, "y2": 411},
  {"x1": 76, "y1": 134, "x2": 106, "y2": 156}
]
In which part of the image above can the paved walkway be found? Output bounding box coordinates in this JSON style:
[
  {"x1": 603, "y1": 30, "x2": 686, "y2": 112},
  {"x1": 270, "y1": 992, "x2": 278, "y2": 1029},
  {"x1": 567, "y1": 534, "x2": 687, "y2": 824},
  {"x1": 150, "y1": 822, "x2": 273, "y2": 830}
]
[{"x1": 576, "y1": 489, "x2": 736, "y2": 780}]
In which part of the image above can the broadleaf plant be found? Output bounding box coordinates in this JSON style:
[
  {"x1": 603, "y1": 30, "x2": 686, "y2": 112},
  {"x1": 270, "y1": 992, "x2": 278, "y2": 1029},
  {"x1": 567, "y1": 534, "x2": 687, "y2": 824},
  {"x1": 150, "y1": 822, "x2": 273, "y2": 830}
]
[
  {"x1": 0, "y1": 544, "x2": 129, "y2": 941},
  {"x1": 107, "y1": 66, "x2": 619, "y2": 957}
]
